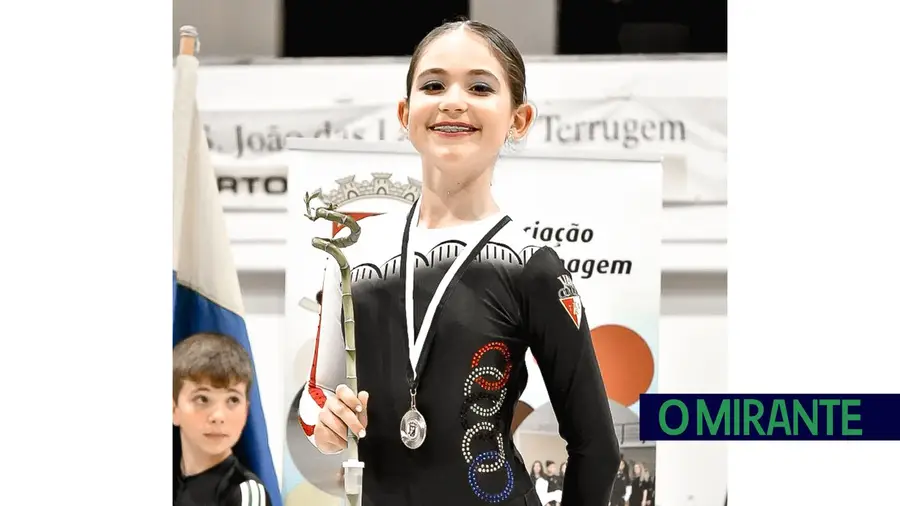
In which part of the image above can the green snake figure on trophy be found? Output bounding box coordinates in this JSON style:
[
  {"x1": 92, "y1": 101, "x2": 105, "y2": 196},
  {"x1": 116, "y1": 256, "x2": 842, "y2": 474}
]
[{"x1": 303, "y1": 189, "x2": 365, "y2": 506}]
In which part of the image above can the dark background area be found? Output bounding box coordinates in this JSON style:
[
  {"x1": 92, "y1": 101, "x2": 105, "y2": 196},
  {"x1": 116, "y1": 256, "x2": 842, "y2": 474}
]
[{"x1": 281, "y1": 0, "x2": 727, "y2": 58}]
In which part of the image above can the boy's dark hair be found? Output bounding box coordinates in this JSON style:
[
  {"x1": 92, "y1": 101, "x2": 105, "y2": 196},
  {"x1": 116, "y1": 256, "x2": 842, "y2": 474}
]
[{"x1": 173, "y1": 332, "x2": 253, "y2": 400}]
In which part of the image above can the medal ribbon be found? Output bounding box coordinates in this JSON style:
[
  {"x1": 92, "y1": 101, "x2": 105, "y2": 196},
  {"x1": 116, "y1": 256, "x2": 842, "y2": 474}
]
[{"x1": 400, "y1": 199, "x2": 511, "y2": 396}]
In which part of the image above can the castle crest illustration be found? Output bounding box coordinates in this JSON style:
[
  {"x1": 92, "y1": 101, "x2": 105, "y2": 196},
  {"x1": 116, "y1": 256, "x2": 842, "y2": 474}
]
[{"x1": 315, "y1": 173, "x2": 423, "y2": 207}]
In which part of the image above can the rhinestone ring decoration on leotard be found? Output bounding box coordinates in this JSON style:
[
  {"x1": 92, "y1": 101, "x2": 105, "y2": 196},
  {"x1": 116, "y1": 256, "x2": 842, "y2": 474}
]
[
  {"x1": 459, "y1": 391, "x2": 504, "y2": 430},
  {"x1": 462, "y1": 421, "x2": 507, "y2": 473},
  {"x1": 467, "y1": 450, "x2": 514, "y2": 504},
  {"x1": 460, "y1": 341, "x2": 513, "y2": 503},
  {"x1": 463, "y1": 367, "x2": 508, "y2": 417},
  {"x1": 470, "y1": 342, "x2": 511, "y2": 390}
]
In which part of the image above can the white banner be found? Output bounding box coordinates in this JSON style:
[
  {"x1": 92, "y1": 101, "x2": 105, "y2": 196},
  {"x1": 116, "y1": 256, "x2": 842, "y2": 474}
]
[
  {"x1": 202, "y1": 58, "x2": 726, "y2": 210},
  {"x1": 280, "y1": 141, "x2": 662, "y2": 505}
]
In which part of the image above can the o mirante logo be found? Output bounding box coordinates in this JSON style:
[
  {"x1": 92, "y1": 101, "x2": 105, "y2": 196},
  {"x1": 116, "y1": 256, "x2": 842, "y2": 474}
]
[{"x1": 637, "y1": 394, "x2": 900, "y2": 441}]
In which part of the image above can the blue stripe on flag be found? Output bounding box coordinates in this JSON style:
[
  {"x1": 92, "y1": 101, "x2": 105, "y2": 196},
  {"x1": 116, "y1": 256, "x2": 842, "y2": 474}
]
[{"x1": 173, "y1": 272, "x2": 281, "y2": 506}]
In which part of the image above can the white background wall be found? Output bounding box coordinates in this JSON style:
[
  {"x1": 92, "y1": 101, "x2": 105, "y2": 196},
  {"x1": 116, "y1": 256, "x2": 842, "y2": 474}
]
[
  {"x1": 657, "y1": 315, "x2": 728, "y2": 506},
  {"x1": 244, "y1": 313, "x2": 285, "y2": 486}
]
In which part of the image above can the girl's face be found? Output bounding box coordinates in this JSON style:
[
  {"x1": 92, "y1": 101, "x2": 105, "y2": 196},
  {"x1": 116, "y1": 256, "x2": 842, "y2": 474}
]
[
  {"x1": 532, "y1": 461, "x2": 543, "y2": 474},
  {"x1": 633, "y1": 464, "x2": 642, "y2": 476},
  {"x1": 399, "y1": 28, "x2": 531, "y2": 186}
]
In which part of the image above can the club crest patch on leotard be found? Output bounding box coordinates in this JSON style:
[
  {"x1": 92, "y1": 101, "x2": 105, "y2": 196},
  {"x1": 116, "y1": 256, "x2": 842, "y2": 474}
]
[{"x1": 557, "y1": 274, "x2": 582, "y2": 328}]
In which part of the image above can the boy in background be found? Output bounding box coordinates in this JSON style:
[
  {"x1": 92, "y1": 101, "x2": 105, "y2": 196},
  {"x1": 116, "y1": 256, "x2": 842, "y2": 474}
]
[{"x1": 173, "y1": 332, "x2": 272, "y2": 506}]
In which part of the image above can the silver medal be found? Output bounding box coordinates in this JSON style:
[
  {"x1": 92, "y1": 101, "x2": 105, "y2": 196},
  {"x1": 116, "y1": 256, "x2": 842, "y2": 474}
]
[
  {"x1": 399, "y1": 201, "x2": 506, "y2": 450},
  {"x1": 400, "y1": 407, "x2": 427, "y2": 449}
]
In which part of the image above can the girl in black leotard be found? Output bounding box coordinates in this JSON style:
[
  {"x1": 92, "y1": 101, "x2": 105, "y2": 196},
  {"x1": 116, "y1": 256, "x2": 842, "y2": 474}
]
[
  {"x1": 295, "y1": 18, "x2": 620, "y2": 506},
  {"x1": 609, "y1": 460, "x2": 628, "y2": 506},
  {"x1": 641, "y1": 469, "x2": 654, "y2": 506},
  {"x1": 628, "y1": 464, "x2": 648, "y2": 506}
]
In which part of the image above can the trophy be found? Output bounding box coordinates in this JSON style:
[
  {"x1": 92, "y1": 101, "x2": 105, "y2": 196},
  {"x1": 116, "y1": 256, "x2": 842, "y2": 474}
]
[{"x1": 303, "y1": 190, "x2": 365, "y2": 506}]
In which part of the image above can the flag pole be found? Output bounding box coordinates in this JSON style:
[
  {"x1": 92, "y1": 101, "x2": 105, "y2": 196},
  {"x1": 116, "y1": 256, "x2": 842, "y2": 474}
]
[
  {"x1": 172, "y1": 25, "x2": 201, "y2": 268},
  {"x1": 179, "y1": 25, "x2": 199, "y2": 56}
]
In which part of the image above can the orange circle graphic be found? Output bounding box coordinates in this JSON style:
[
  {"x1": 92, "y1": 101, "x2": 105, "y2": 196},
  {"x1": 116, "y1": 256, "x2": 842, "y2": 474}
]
[{"x1": 590, "y1": 324, "x2": 654, "y2": 407}]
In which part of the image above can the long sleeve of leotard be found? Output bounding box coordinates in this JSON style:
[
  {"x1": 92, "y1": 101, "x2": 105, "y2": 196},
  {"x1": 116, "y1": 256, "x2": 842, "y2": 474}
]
[
  {"x1": 297, "y1": 258, "x2": 346, "y2": 455},
  {"x1": 520, "y1": 246, "x2": 620, "y2": 506}
]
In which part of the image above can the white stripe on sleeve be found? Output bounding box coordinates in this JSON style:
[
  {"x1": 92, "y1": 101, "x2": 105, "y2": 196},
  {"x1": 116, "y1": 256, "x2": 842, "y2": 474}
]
[
  {"x1": 240, "y1": 480, "x2": 265, "y2": 506},
  {"x1": 255, "y1": 481, "x2": 267, "y2": 506},
  {"x1": 239, "y1": 481, "x2": 250, "y2": 506}
]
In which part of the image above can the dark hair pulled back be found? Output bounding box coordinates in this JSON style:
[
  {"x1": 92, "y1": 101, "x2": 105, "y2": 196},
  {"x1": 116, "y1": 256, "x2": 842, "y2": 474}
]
[{"x1": 405, "y1": 18, "x2": 528, "y2": 108}]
